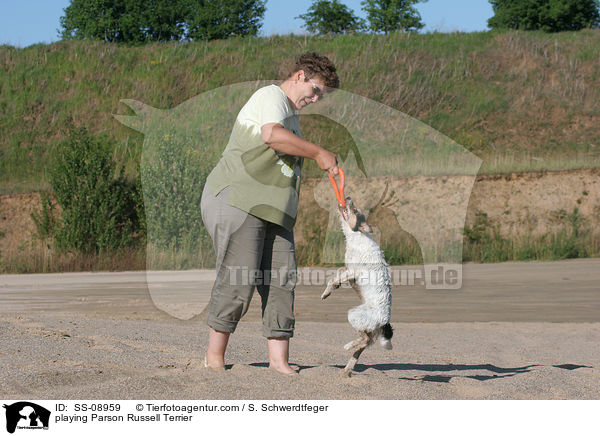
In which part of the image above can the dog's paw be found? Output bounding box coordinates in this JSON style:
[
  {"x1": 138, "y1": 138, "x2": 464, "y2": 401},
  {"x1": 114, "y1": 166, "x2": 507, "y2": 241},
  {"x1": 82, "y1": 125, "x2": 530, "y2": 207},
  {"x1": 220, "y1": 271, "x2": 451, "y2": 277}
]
[{"x1": 320, "y1": 289, "x2": 331, "y2": 300}]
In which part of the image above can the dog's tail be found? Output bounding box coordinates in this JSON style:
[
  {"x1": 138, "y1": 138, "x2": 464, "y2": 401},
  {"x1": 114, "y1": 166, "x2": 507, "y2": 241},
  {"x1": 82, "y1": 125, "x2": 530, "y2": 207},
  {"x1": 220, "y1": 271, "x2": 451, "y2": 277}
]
[{"x1": 378, "y1": 323, "x2": 393, "y2": 349}]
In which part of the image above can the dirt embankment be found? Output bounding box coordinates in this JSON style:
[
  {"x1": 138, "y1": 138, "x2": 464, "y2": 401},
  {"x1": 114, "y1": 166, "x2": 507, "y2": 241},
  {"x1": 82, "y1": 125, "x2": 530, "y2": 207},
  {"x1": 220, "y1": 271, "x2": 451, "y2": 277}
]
[
  {"x1": 0, "y1": 193, "x2": 44, "y2": 255},
  {"x1": 297, "y1": 168, "x2": 600, "y2": 247},
  {"x1": 1, "y1": 169, "x2": 599, "y2": 267},
  {"x1": 467, "y1": 169, "x2": 599, "y2": 238}
]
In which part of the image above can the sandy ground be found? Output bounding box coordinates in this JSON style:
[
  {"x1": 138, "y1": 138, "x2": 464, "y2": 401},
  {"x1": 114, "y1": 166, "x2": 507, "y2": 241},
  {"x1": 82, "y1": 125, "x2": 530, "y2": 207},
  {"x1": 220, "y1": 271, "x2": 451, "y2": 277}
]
[{"x1": 1, "y1": 259, "x2": 599, "y2": 400}]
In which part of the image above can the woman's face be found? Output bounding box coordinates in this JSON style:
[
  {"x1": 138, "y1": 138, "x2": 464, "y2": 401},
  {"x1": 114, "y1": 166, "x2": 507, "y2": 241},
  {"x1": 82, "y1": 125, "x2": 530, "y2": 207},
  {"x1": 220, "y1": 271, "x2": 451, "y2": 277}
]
[{"x1": 288, "y1": 71, "x2": 326, "y2": 110}]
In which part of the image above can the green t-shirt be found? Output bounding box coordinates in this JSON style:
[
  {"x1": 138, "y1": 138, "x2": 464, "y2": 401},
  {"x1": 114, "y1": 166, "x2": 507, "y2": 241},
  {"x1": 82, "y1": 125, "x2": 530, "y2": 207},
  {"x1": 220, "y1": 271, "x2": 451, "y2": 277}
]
[{"x1": 205, "y1": 84, "x2": 303, "y2": 230}]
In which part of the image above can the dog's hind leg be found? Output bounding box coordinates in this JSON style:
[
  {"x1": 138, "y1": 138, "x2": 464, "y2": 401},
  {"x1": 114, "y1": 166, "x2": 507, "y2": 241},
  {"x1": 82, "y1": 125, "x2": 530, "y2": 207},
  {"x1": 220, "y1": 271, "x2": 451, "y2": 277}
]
[
  {"x1": 341, "y1": 332, "x2": 372, "y2": 377},
  {"x1": 343, "y1": 336, "x2": 363, "y2": 351},
  {"x1": 341, "y1": 345, "x2": 367, "y2": 377},
  {"x1": 343, "y1": 330, "x2": 371, "y2": 350}
]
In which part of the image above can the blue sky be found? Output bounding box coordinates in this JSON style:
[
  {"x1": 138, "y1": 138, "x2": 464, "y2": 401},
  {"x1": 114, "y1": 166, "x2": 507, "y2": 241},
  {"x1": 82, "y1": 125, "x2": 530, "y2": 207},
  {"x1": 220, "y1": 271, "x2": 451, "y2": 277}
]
[{"x1": 0, "y1": 0, "x2": 494, "y2": 47}]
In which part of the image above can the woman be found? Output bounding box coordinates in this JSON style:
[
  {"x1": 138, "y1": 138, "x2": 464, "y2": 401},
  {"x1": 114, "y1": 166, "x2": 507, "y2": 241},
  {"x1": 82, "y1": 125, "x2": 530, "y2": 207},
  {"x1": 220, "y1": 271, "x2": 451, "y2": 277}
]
[{"x1": 200, "y1": 52, "x2": 340, "y2": 375}]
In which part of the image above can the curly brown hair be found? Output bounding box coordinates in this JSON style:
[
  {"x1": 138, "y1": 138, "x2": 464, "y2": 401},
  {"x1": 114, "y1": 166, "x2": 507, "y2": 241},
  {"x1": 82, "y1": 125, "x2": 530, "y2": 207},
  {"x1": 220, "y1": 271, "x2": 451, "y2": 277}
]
[{"x1": 288, "y1": 51, "x2": 339, "y2": 89}]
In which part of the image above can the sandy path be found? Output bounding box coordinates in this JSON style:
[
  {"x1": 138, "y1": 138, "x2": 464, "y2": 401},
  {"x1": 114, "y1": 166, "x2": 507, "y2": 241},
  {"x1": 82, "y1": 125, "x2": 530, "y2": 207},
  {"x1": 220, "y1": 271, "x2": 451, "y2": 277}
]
[
  {"x1": 1, "y1": 258, "x2": 599, "y2": 399},
  {"x1": 0, "y1": 315, "x2": 598, "y2": 400}
]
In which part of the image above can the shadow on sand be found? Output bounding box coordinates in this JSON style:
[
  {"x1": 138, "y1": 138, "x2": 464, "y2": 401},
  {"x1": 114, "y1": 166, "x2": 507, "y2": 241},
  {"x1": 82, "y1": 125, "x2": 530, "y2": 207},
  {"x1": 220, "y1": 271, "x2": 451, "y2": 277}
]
[{"x1": 329, "y1": 362, "x2": 593, "y2": 382}]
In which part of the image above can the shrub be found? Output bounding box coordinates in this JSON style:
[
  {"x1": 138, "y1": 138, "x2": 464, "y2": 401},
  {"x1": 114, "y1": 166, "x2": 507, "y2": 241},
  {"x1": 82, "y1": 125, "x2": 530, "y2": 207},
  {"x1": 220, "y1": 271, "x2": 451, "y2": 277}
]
[{"x1": 49, "y1": 126, "x2": 144, "y2": 254}]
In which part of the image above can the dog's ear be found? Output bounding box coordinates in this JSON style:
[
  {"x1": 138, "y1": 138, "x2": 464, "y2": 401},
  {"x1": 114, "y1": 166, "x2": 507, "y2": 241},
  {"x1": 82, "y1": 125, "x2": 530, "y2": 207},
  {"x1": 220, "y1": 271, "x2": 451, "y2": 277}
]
[
  {"x1": 358, "y1": 221, "x2": 372, "y2": 233},
  {"x1": 355, "y1": 207, "x2": 373, "y2": 233}
]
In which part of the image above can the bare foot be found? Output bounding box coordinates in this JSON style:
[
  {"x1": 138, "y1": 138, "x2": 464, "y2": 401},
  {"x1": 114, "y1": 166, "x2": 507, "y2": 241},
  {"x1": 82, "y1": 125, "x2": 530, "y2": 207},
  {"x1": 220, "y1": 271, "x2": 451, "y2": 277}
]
[
  {"x1": 204, "y1": 352, "x2": 225, "y2": 371},
  {"x1": 269, "y1": 362, "x2": 298, "y2": 376}
]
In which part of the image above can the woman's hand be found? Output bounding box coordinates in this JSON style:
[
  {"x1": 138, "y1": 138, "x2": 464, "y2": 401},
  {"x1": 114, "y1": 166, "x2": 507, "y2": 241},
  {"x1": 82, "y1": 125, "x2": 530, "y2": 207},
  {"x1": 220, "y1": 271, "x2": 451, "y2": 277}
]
[{"x1": 316, "y1": 149, "x2": 339, "y2": 175}]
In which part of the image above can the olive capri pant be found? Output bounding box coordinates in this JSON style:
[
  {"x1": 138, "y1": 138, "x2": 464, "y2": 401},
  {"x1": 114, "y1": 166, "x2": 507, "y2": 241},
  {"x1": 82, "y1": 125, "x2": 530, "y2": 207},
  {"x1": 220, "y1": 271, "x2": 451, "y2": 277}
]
[{"x1": 200, "y1": 185, "x2": 297, "y2": 338}]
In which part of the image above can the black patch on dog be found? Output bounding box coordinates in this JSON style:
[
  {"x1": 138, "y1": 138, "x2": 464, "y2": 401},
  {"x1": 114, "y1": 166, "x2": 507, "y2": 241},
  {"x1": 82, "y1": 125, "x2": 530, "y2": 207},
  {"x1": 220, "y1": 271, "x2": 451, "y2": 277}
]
[{"x1": 382, "y1": 323, "x2": 393, "y2": 340}]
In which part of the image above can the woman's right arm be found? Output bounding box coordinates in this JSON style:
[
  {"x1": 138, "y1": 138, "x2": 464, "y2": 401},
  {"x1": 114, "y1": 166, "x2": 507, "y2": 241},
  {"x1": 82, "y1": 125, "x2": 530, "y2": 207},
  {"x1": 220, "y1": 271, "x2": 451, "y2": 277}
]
[{"x1": 261, "y1": 123, "x2": 339, "y2": 174}]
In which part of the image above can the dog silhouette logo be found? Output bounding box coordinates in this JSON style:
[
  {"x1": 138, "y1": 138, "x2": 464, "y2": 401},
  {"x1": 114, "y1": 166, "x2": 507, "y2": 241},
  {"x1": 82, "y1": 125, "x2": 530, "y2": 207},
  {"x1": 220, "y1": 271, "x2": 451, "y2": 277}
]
[
  {"x1": 114, "y1": 80, "x2": 481, "y2": 319},
  {"x1": 3, "y1": 402, "x2": 50, "y2": 434}
]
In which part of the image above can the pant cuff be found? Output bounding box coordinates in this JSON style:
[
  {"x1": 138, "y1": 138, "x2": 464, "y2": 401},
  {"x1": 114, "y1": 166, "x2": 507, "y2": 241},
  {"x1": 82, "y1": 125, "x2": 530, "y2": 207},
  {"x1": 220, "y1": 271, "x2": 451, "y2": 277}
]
[
  {"x1": 262, "y1": 326, "x2": 294, "y2": 339},
  {"x1": 207, "y1": 315, "x2": 238, "y2": 334}
]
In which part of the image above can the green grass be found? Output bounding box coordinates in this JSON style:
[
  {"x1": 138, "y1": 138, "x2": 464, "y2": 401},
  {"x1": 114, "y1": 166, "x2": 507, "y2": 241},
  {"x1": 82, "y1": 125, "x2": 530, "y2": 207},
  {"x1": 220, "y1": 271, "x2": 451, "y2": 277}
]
[{"x1": 1, "y1": 29, "x2": 600, "y2": 191}]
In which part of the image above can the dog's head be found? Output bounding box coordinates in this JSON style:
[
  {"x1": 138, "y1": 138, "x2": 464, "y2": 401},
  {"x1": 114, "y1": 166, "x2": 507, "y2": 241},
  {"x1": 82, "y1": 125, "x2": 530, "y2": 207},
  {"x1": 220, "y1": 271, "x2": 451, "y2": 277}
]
[{"x1": 339, "y1": 197, "x2": 372, "y2": 233}]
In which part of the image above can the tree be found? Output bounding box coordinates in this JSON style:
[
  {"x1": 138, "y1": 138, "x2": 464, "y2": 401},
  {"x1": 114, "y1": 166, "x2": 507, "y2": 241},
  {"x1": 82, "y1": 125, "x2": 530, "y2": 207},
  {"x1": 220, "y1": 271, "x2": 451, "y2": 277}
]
[
  {"x1": 361, "y1": 0, "x2": 426, "y2": 33},
  {"x1": 297, "y1": 0, "x2": 365, "y2": 35},
  {"x1": 59, "y1": 0, "x2": 266, "y2": 42},
  {"x1": 144, "y1": 0, "x2": 189, "y2": 41},
  {"x1": 488, "y1": 0, "x2": 600, "y2": 32},
  {"x1": 59, "y1": 0, "x2": 188, "y2": 42},
  {"x1": 186, "y1": 0, "x2": 266, "y2": 40}
]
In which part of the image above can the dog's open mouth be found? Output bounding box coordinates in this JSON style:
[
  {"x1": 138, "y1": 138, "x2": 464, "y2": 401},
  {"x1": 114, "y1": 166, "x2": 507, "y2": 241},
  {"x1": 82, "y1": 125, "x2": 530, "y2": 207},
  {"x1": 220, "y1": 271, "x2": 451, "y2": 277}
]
[{"x1": 340, "y1": 206, "x2": 349, "y2": 221}]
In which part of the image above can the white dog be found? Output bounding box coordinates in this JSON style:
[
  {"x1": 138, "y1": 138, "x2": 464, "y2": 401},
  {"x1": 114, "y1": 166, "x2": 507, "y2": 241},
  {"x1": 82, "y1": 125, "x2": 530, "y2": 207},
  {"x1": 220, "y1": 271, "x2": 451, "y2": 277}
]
[{"x1": 321, "y1": 196, "x2": 393, "y2": 377}]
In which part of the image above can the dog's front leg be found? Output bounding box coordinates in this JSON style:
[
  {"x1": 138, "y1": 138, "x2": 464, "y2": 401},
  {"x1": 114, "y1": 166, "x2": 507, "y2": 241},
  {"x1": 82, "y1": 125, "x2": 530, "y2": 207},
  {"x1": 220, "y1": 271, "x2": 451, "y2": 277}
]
[
  {"x1": 321, "y1": 267, "x2": 346, "y2": 300},
  {"x1": 321, "y1": 267, "x2": 355, "y2": 300}
]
